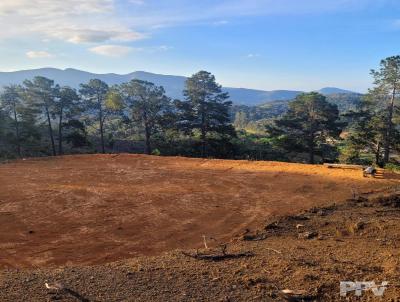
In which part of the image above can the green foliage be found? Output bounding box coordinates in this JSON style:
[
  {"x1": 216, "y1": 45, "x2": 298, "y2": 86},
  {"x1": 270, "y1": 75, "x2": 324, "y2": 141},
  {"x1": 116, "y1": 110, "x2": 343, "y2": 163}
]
[
  {"x1": 232, "y1": 131, "x2": 288, "y2": 161},
  {"x1": 23, "y1": 76, "x2": 58, "y2": 156},
  {"x1": 325, "y1": 93, "x2": 363, "y2": 113},
  {"x1": 267, "y1": 92, "x2": 342, "y2": 164},
  {"x1": 0, "y1": 85, "x2": 23, "y2": 156},
  {"x1": 230, "y1": 94, "x2": 362, "y2": 136},
  {"x1": 105, "y1": 91, "x2": 125, "y2": 111},
  {"x1": 79, "y1": 79, "x2": 109, "y2": 153},
  {"x1": 175, "y1": 71, "x2": 235, "y2": 157},
  {"x1": 151, "y1": 148, "x2": 161, "y2": 156},
  {"x1": 341, "y1": 106, "x2": 387, "y2": 165},
  {"x1": 2, "y1": 59, "x2": 400, "y2": 166},
  {"x1": 371, "y1": 56, "x2": 400, "y2": 91},
  {"x1": 55, "y1": 86, "x2": 82, "y2": 154},
  {"x1": 0, "y1": 108, "x2": 13, "y2": 158},
  {"x1": 384, "y1": 163, "x2": 400, "y2": 172},
  {"x1": 120, "y1": 79, "x2": 171, "y2": 154},
  {"x1": 341, "y1": 56, "x2": 400, "y2": 166},
  {"x1": 369, "y1": 56, "x2": 400, "y2": 163}
]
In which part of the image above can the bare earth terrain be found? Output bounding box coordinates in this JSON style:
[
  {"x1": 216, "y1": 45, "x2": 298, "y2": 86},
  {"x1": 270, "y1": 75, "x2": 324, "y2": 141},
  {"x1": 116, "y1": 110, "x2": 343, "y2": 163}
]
[
  {"x1": 0, "y1": 154, "x2": 399, "y2": 301},
  {"x1": 0, "y1": 154, "x2": 395, "y2": 268}
]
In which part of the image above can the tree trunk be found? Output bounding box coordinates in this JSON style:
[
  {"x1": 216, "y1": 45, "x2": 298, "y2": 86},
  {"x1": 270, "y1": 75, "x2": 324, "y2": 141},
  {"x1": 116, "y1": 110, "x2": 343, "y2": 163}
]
[
  {"x1": 12, "y1": 103, "x2": 21, "y2": 157},
  {"x1": 383, "y1": 87, "x2": 396, "y2": 164},
  {"x1": 98, "y1": 99, "x2": 105, "y2": 154},
  {"x1": 200, "y1": 104, "x2": 206, "y2": 158},
  {"x1": 45, "y1": 105, "x2": 56, "y2": 156},
  {"x1": 309, "y1": 143, "x2": 314, "y2": 164},
  {"x1": 144, "y1": 125, "x2": 151, "y2": 155},
  {"x1": 309, "y1": 132, "x2": 315, "y2": 164},
  {"x1": 58, "y1": 107, "x2": 63, "y2": 155},
  {"x1": 308, "y1": 103, "x2": 316, "y2": 164},
  {"x1": 375, "y1": 141, "x2": 382, "y2": 167},
  {"x1": 143, "y1": 112, "x2": 151, "y2": 155}
]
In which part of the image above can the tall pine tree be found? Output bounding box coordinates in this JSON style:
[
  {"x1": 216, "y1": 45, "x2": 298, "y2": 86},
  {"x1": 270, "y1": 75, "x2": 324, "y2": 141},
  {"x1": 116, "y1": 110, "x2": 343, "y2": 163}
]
[
  {"x1": 0, "y1": 85, "x2": 23, "y2": 157},
  {"x1": 175, "y1": 71, "x2": 235, "y2": 157},
  {"x1": 55, "y1": 87, "x2": 81, "y2": 155},
  {"x1": 267, "y1": 92, "x2": 341, "y2": 164},
  {"x1": 120, "y1": 80, "x2": 171, "y2": 155},
  {"x1": 370, "y1": 56, "x2": 400, "y2": 164},
  {"x1": 24, "y1": 77, "x2": 58, "y2": 156},
  {"x1": 79, "y1": 79, "x2": 109, "y2": 153}
]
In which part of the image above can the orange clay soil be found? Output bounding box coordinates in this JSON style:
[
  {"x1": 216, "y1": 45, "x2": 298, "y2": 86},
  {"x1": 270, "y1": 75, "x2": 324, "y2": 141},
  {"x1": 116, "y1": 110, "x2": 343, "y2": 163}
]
[{"x1": 0, "y1": 154, "x2": 396, "y2": 268}]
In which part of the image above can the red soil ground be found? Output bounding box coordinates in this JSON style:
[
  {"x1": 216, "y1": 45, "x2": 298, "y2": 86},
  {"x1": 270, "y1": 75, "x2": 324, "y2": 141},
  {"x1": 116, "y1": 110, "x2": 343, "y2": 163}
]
[{"x1": 0, "y1": 154, "x2": 396, "y2": 269}]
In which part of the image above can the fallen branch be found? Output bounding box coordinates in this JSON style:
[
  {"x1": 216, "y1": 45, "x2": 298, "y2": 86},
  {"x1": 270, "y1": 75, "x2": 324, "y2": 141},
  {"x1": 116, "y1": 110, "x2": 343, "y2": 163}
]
[
  {"x1": 242, "y1": 232, "x2": 268, "y2": 241},
  {"x1": 265, "y1": 248, "x2": 282, "y2": 254},
  {"x1": 45, "y1": 282, "x2": 90, "y2": 302},
  {"x1": 64, "y1": 288, "x2": 90, "y2": 302},
  {"x1": 182, "y1": 250, "x2": 253, "y2": 261},
  {"x1": 280, "y1": 289, "x2": 318, "y2": 301}
]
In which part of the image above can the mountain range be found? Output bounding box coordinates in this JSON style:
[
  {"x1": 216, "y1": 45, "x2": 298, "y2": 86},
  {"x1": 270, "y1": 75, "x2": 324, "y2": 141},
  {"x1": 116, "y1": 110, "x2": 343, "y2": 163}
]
[{"x1": 0, "y1": 68, "x2": 357, "y2": 106}]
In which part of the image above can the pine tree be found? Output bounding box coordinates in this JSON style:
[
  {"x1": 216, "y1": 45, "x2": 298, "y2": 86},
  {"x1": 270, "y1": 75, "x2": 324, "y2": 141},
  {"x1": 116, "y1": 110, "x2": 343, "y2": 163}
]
[
  {"x1": 23, "y1": 76, "x2": 58, "y2": 156},
  {"x1": 342, "y1": 86, "x2": 399, "y2": 166},
  {"x1": 370, "y1": 56, "x2": 400, "y2": 164},
  {"x1": 79, "y1": 79, "x2": 109, "y2": 153},
  {"x1": 268, "y1": 92, "x2": 341, "y2": 164},
  {"x1": 55, "y1": 87, "x2": 81, "y2": 155},
  {"x1": 175, "y1": 71, "x2": 235, "y2": 157},
  {"x1": 120, "y1": 80, "x2": 171, "y2": 155},
  {"x1": 0, "y1": 85, "x2": 23, "y2": 157}
]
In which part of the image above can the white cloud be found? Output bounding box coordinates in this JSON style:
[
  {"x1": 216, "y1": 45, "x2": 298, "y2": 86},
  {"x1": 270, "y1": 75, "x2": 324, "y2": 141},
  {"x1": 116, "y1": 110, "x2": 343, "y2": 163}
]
[
  {"x1": 26, "y1": 50, "x2": 54, "y2": 58},
  {"x1": 0, "y1": 0, "x2": 392, "y2": 93},
  {"x1": 246, "y1": 53, "x2": 260, "y2": 58},
  {"x1": 212, "y1": 20, "x2": 229, "y2": 26},
  {"x1": 0, "y1": 0, "x2": 144, "y2": 44},
  {"x1": 0, "y1": 0, "x2": 389, "y2": 46},
  {"x1": 89, "y1": 45, "x2": 134, "y2": 57},
  {"x1": 0, "y1": 0, "x2": 113, "y2": 16},
  {"x1": 158, "y1": 45, "x2": 173, "y2": 51},
  {"x1": 50, "y1": 29, "x2": 145, "y2": 44},
  {"x1": 129, "y1": 0, "x2": 145, "y2": 5}
]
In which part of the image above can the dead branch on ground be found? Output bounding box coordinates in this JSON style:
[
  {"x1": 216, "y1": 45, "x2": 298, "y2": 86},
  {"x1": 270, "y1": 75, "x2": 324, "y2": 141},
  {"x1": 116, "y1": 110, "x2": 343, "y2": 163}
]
[{"x1": 182, "y1": 243, "x2": 253, "y2": 261}]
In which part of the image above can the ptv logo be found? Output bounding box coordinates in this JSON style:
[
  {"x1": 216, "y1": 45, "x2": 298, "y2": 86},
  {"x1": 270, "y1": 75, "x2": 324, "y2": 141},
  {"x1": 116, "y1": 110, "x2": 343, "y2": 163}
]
[{"x1": 340, "y1": 281, "x2": 388, "y2": 297}]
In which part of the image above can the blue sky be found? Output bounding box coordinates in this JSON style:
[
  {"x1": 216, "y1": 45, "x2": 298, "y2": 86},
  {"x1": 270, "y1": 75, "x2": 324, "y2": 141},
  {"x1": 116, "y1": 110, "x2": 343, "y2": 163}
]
[{"x1": 0, "y1": 0, "x2": 399, "y2": 92}]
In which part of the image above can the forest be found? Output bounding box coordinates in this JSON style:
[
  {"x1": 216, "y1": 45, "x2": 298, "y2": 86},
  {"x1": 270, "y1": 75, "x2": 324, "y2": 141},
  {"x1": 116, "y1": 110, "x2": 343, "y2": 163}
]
[{"x1": 0, "y1": 56, "x2": 399, "y2": 167}]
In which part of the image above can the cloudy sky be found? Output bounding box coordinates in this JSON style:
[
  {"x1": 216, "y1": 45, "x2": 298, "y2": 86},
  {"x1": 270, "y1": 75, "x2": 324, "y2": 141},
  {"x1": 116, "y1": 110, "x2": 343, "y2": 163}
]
[{"x1": 0, "y1": 0, "x2": 399, "y2": 91}]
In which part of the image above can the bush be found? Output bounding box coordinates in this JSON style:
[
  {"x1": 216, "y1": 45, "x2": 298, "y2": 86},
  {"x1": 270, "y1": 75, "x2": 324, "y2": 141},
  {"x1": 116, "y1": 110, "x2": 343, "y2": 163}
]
[
  {"x1": 384, "y1": 163, "x2": 400, "y2": 172},
  {"x1": 151, "y1": 148, "x2": 161, "y2": 156}
]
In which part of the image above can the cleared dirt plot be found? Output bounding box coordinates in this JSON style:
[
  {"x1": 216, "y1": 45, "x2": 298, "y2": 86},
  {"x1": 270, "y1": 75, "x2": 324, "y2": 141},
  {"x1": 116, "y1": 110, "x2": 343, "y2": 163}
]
[
  {"x1": 2, "y1": 194, "x2": 399, "y2": 301},
  {"x1": 0, "y1": 154, "x2": 397, "y2": 268}
]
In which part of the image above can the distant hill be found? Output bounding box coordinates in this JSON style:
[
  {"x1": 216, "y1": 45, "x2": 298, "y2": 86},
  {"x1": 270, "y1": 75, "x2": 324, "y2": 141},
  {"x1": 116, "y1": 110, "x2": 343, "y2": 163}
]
[
  {"x1": 317, "y1": 87, "x2": 356, "y2": 94},
  {"x1": 0, "y1": 68, "x2": 188, "y2": 101},
  {"x1": 0, "y1": 68, "x2": 358, "y2": 106},
  {"x1": 231, "y1": 92, "x2": 364, "y2": 133}
]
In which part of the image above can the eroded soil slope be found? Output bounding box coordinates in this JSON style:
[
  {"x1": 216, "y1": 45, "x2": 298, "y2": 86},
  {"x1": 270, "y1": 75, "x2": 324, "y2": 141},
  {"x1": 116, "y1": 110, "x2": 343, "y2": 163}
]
[{"x1": 0, "y1": 154, "x2": 396, "y2": 268}]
